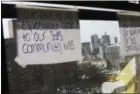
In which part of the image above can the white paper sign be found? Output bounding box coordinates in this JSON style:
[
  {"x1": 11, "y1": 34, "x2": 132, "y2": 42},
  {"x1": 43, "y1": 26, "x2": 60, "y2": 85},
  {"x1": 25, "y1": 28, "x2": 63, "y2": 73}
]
[
  {"x1": 118, "y1": 15, "x2": 140, "y2": 56},
  {"x1": 15, "y1": 9, "x2": 81, "y2": 66}
]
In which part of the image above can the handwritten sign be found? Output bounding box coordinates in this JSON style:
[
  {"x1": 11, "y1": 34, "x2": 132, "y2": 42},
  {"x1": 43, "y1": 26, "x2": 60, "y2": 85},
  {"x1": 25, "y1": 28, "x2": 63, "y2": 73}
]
[
  {"x1": 15, "y1": 8, "x2": 81, "y2": 66},
  {"x1": 118, "y1": 15, "x2": 140, "y2": 56}
]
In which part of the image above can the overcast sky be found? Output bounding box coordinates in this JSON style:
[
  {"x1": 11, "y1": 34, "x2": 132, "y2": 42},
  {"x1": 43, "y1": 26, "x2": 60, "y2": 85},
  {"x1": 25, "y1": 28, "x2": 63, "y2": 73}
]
[{"x1": 2, "y1": 19, "x2": 120, "y2": 44}]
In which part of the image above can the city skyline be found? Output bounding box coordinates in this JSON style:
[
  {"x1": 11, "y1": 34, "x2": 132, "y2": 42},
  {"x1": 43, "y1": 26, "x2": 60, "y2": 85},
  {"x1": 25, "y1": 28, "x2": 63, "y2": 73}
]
[{"x1": 80, "y1": 20, "x2": 120, "y2": 45}]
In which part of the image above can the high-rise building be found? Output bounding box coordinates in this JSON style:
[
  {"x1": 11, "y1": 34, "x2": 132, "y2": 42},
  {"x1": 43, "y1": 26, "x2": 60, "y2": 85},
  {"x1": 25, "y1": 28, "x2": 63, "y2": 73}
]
[
  {"x1": 114, "y1": 37, "x2": 118, "y2": 44},
  {"x1": 82, "y1": 42, "x2": 92, "y2": 56},
  {"x1": 97, "y1": 46, "x2": 104, "y2": 59},
  {"x1": 101, "y1": 32, "x2": 111, "y2": 46},
  {"x1": 91, "y1": 34, "x2": 99, "y2": 55},
  {"x1": 104, "y1": 45, "x2": 121, "y2": 70}
]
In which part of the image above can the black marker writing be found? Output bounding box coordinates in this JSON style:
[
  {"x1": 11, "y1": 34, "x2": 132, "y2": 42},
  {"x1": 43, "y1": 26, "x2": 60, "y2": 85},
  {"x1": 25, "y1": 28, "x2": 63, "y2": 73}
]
[
  {"x1": 50, "y1": 31, "x2": 63, "y2": 41},
  {"x1": 33, "y1": 32, "x2": 46, "y2": 42},
  {"x1": 64, "y1": 40, "x2": 74, "y2": 50},
  {"x1": 125, "y1": 45, "x2": 140, "y2": 52},
  {"x1": 22, "y1": 33, "x2": 31, "y2": 42},
  {"x1": 22, "y1": 42, "x2": 62, "y2": 54}
]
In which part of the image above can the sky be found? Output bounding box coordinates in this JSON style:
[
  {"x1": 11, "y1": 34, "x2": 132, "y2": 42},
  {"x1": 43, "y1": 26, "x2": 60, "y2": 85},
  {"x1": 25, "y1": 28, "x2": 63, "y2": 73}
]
[{"x1": 2, "y1": 19, "x2": 120, "y2": 44}]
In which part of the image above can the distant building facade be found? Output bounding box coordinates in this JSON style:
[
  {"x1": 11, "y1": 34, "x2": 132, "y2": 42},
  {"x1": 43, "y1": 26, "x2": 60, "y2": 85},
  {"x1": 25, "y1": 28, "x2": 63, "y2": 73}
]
[
  {"x1": 104, "y1": 45, "x2": 121, "y2": 70},
  {"x1": 97, "y1": 46, "x2": 104, "y2": 59},
  {"x1": 82, "y1": 42, "x2": 92, "y2": 56},
  {"x1": 114, "y1": 37, "x2": 118, "y2": 44},
  {"x1": 101, "y1": 33, "x2": 111, "y2": 46},
  {"x1": 91, "y1": 34, "x2": 99, "y2": 55}
]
